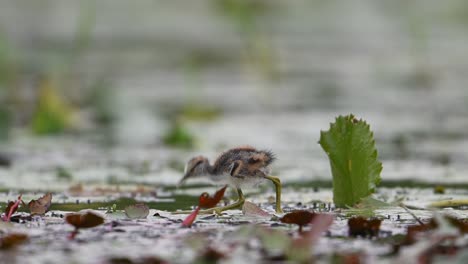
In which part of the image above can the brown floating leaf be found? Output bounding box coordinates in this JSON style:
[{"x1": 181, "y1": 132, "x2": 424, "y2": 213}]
[
  {"x1": 348, "y1": 217, "x2": 382, "y2": 237},
  {"x1": 124, "y1": 203, "x2": 150, "y2": 219},
  {"x1": 242, "y1": 201, "x2": 270, "y2": 217},
  {"x1": 65, "y1": 211, "x2": 105, "y2": 229},
  {"x1": 0, "y1": 233, "x2": 28, "y2": 250},
  {"x1": 197, "y1": 247, "x2": 226, "y2": 263},
  {"x1": 28, "y1": 192, "x2": 52, "y2": 215},
  {"x1": 404, "y1": 215, "x2": 468, "y2": 245},
  {"x1": 280, "y1": 210, "x2": 317, "y2": 232},
  {"x1": 198, "y1": 185, "x2": 227, "y2": 209}
]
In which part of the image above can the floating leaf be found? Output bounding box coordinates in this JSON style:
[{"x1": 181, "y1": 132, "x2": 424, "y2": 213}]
[
  {"x1": 286, "y1": 214, "x2": 334, "y2": 262},
  {"x1": 348, "y1": 217, "x2": 382, "y2": 237},
  {"x1": 404, "y1": 215, "x2": 468, "y2": 245},
  {"x1": 302, "y1": 213, "x2": 334, "y2": 243},
  {"x1": 124, "y1": 203, "x2": 150, "y2": 219},
  {"x1": 199, "y1": 185, "x2": 227, "y2": 209},
  {"x1": 28, "y1": 193, "x2": 52, "y2": 216},
  {"x1": 181, "y1": 207, "x2": 200, "y2": 228},
  {"x1": 280, "y1": 210, "x2": 316, "y2": 233},
  {"x1": 257, "y1": 226, "x2": 292, "y2": 257},
  {"x1": 65, "y1": 211, "x2": 104, "y2": 229},
  {"x1": 196, "y1": 247, "x2": 226, "y2": 263},
  {"x1": 319, "y1": 114, "x2": 382, "y2": 207},
  {"x1": 181, "y1": 186, "x2": 228, "y2": 227},
  {"x1": 242, "y1": 201, "x2": 270, "y2": 218},
  {"x1": 2, "y1": 195, "x2": 22, "y2": 222},
  {"x1": 0, "y1": 233, "x2": 28, "y2": 250}
]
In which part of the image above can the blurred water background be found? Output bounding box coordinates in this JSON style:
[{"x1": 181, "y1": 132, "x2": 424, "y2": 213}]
[{"x1": 1, "y1": 0, "x2": 468, "y2": 190}]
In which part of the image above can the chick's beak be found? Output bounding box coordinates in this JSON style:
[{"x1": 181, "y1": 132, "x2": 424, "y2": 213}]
[{"x1": 177, "y1": 173, "x2": 190, "y2": 188}]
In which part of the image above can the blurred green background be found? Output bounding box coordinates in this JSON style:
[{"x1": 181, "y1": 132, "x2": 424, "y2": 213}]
[{"x1": 1, "y1": 0, "x2": 468, "y2": 188}]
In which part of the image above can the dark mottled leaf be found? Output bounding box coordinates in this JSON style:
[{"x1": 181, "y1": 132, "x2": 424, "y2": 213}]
[{"x1": 348, "y1": 217, "x2": 382, "y2": 237}]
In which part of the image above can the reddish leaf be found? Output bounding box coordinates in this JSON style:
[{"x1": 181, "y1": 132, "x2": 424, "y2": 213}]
[
  {"x1": 0, "y1": 233, "x2": 28, "y2": 250},
  {"x1": 348, "y1": 217, "x2": 382, "y2": 237},
  {"x1": 403, "y1": 216, "x2": 468, "y2": 245},
  {"x1": 303, "y1": 213, "x2": 334, "y2": 243},
  {"x1": 65, "y1": 211, "x2": 105, "y2": 229},
  {"x1": 2, "y1": 195, "x2": 22, "y2": 222},
  {"x1": 182, "y1": 206, "x2": 200, "y2": 227},
  {"x1": 198, "y1": 185, "x2": 227, "y2": 209},
  {"x1": 28, "y1": 192, "x2": 52, "y2": 216},
  {"x1": 280, "y1": 210, "x2": 316, "y2": 232},
  {"x1": 286, "y1": 214, "x2": 334, "y2": 262}
]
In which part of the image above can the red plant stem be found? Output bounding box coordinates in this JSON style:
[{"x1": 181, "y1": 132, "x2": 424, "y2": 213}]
[
  {"x1": 181, "y1": 206, "x2": 200, "y2": 227},
  {"x1": 4, "y1": 195, "x2": 22, "y2": 222},
  {"x1": 68, "y1": 229, "x2": 79, "y2": 240}
]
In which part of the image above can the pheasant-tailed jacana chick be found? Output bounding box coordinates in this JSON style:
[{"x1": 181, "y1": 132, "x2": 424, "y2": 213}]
[{"x1": 179, "y1": 146, "x2": 283, "y2": 214}]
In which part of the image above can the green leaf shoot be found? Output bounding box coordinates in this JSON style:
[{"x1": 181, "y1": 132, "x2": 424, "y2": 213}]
[
  {"x1": 31, "y1": 77, "x2": 73, "y2": 135},
  {"x1": 319, "y1": 114, "x2": 382, "y2": 207}
]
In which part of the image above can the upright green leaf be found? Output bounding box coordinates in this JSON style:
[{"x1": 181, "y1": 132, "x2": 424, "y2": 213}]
[{"x1": 319, "y1": 115, "x2": 382, "y2": 207}]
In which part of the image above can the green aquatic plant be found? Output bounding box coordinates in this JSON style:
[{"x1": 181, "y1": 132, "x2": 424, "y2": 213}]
[
  {"x1": 31, "y1": 77, "x2": 73, "y2": 135},
  {"x1": 163, "y1": 121, "x2": 195, "y2": 149},
  {"x1": 319, "y1": 115, "x2": 382, "y2": 207},
  {"x1": 0, "y1": 107, "x2": 10, "y2": 141}
]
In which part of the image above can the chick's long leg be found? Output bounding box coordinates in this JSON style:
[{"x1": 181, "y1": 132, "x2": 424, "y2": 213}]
[{"x1": 260, "y1": 171, "x2": 283, "y2": 214}]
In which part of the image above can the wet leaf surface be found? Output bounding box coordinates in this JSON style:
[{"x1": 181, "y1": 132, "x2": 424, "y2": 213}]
[
  {"x1": 124, "y1": 203, "x2": 150, "y2": 219},
  {"x1": 0, "y1": 233, "x2": 28, "y2": 250},
  {"x1": 242, "y1": 201, "x2": 270, "y2": 217},
  {"x1": 65, "y1": 211, "x2": 105, "y2": 229}
]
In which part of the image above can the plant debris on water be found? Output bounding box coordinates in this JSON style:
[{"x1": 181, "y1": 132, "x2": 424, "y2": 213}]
[{"x1": 1, "y1": 114, "x2": 468, "y2": 263}]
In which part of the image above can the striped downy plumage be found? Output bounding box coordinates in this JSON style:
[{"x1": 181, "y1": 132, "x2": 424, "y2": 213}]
[{"x1": 179, "y1": 146, "x2": 283, "y2": 214}]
